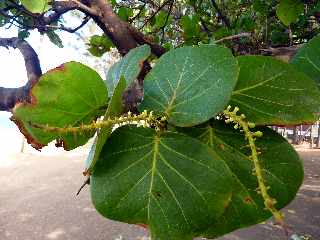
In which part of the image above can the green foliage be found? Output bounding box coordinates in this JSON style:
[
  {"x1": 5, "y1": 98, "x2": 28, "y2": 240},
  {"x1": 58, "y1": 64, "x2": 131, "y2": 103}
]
[
  {"x1": 88, "y1": 34, "x2": 114, "y2": 57},
  {"x1": 46, "y1": 31, "x2": 63, "y2": 48},
  {"x1": 139, "y1": 45, "x2": 238, "y2": 127},
  {"x1": 2, "y1": 0, "x2": 320, "y2": 236},
  {"x1": 276, "y1": 0, "x2": 304, "y2": 26},
  {"x1": 18, "y1": 30, "x2": 30, "y2": 40},
  {"x1": 230, "y1": 56, "x2": 320, "y2": 125},
  {"x1": 291, "y1": 34, "x2": 320, "y2": 87},
  {"x1": 9, "y1": 41, "x2": 320, "y2": 239},
  {"x1": 180, "y1": 15, "x2": 201, "y2": 45},
  {"x1": 118, "y1": 7, "x2": 134, "y2": 21},
  {"x1": 12, "y1": 62, "x2": 108, "y2": 150},
  {"x1": 106, "y1": 45, "x2": 151, "y2": 97},
  {"x1": 20, "y1": 0, "x2": 49, "y2": 13}
]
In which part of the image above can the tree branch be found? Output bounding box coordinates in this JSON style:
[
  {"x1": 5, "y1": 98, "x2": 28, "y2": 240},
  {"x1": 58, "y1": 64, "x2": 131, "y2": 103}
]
[
  {"x1": 0, "y1": 37, "x2": 42, "y2": 111},
  {"x1": 210, "y1": 0, "x2": 231, "y2": 28}
]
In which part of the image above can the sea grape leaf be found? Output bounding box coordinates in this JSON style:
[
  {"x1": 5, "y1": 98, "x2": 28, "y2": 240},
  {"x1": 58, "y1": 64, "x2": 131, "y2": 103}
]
[
  {"x1": 85, "y1": 77, "x2": 126, "y2": 175},
  {"x1": 276, "y1": 0, "x2": 304, "y2": 26},
  {"x1": 230, "y1": 56, "x2": 320, "y2": 125},
  {"x1": 291, "y1": 34, "x2": 320, "y2": 87},
  {"x1": 139, "y1": 45, "x2": 239, "y2": 127},
  {"x1": 106, "y1": 45, "x2": 151, "y2": 97},
  {"x1": 179, "y1": 120, "x2": 304, "y2": 238},
  {"x1": 21, "y1": 0, "x2": 49, "y2": 13},
  {"x1": 91, "y1": 126, "x2": 236, "y2": 240},
  {"x1": 12, "y1": 62, "x2": 108, "y2": 150}
]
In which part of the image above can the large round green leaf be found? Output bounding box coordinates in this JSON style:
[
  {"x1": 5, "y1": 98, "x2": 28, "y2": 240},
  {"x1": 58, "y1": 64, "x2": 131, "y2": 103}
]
[
  {"x1": 13, "y1": 62, "x2": 108, "y2": 150},
  {"x1": 230, "y1": 56, "x2": 320, "y2": 125},
  {"x1": 291, "y1": 34, "x2": 320, "y2": 86},
  {"x1": 139, "y1": 45, "x2": 239, "y2": 127},
  {"x1": 91, "y1": 126, "x2": 235, "y2": 240},
  {"x1": 179, "y1": 120, "x2": 304, "y2": 238}
]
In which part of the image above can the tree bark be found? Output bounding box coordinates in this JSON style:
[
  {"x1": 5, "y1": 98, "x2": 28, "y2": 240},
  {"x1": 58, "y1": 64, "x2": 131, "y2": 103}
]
[{"x1": 0, "y1": 37, "x2": 42, "y2": 111}]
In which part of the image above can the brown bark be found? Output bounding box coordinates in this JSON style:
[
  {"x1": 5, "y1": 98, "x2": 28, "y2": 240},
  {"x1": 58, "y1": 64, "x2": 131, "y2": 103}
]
[
  {"x1": 0, "y1": 38, "x2": 42, "y2": 111},
  {"x1": 89, "y1": 0, "x2": 138, "y2": 55}
]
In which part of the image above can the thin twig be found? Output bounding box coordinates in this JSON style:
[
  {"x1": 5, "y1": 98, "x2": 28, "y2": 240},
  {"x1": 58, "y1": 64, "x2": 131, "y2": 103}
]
[
  {"x1": 210, "y1": 0, "x2": 231, "y2": 28},
  {"x1": 139, "y1": 0, "x2": 172, "y2": 30},
  {"x1": 214, "y1": 32, "x2": 252, "y2": 43},
  {"x1": 160, "y1": 0, "x2": 174, "y2": 44},
  {"x1": 76, "y1": 177, "x2": 90, "y2": 196}
]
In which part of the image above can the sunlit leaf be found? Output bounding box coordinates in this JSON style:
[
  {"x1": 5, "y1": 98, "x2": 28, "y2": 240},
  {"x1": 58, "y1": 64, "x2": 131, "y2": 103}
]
[
  {"x1": 21, "y1": 0, "x2": 49, "y2": 13},
  {"x1": 139, "y1": 45, "x2": 239, "y2": 127}
]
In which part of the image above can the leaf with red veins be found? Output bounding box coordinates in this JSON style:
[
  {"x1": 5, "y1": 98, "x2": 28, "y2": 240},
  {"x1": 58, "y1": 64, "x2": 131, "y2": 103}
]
[{"x1": 12, "y1": 62, "x2": 108, "y2": 151}]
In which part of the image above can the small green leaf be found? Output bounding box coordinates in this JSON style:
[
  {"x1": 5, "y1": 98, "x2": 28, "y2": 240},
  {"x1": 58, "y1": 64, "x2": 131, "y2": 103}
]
[
  {"x1": 291, "y1": 34, "x2": 320, "y2": 86},
  {"x1": 106, "y1": 45, "x2": 151, "y2": 97},
  {"x1": 276, "y1": 0, "x2": 304, "y2": 26},
  {"x1": 118, "y1": 7, "x2": 134, "y2": 21},
  {"x1": 139, "y1": 45, "x2": 239, "y2": 127},
  {"x1": 155, "y1": 11, "x2": 172, "y2": 29},
  {"x1": 13, "y1": 62, "x2": 108, "y2": 150},
  {"x1": 85, "y1": 77, "x2": 126, "y2": 174},
  {"x1": 230, "y1": 56, "x2": 320, "y2": 125},
  {"x1": 180, "y1": 15, "x2": 201, "y2": 45},
  {"x1": 47, "y1": 31, "x2": 63, "y2": 48},
  {"x1": 18, "y1": 30, "x2": 30, "y2": 40},
  {"x1": 21, "y1": 0, "x2": 49, "y2": 13},
  {"x1": 88, "y1": 34, "x2": 114, "y2": 57},
  {"x1": 179, "y1": 120, "x2": 303, "y2": 238},
  {"x1": 91, "y1": 126, "x2": 235, "y2": 240}
]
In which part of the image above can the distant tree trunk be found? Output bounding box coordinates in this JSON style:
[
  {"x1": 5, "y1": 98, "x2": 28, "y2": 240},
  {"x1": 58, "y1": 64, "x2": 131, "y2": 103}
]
[
  {"x1": 317, "y1": 121, "x2": 320, "y2": 148},
  {"x1": 20, "y1": 137, "x2": 25, "y2": 153},
  {"x1": 293, "y1": 126, "x2": 299, "y2": 145},
  {"x1": 310, "y1": 125, "x2": 314, "y2": 149}
]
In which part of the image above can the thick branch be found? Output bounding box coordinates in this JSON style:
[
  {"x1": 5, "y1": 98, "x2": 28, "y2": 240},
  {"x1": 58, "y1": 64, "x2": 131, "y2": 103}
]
[
  {"x1": 0, "y1": 37, "x2": 42, "y2": 111},
  {"x1": 88, "y1": 0, "x2": 138, "y2": 55}
]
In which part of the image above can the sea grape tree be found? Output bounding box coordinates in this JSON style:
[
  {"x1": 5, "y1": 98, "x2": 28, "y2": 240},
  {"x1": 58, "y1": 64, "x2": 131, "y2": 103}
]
[{"x1": 0, "y1": 0, "x2": 320, "y2": 239}]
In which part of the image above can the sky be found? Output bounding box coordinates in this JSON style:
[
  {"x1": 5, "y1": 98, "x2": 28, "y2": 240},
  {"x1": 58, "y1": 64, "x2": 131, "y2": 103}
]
[{"x1": 0, "y1": 17, "x2": 108, "y2": 154}]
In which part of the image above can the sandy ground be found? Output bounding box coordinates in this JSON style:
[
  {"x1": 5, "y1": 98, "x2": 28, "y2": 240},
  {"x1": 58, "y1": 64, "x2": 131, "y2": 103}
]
[{"x1": 0, "y1": 139, "x2": 319, "y2": 240}]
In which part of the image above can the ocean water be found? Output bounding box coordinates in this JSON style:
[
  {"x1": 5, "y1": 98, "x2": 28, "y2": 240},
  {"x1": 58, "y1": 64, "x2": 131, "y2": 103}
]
[{"x1": 0, "y1": 112, "x2": 16, "y2": 129}]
